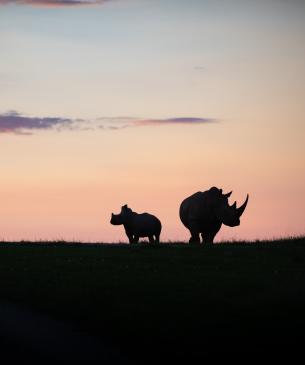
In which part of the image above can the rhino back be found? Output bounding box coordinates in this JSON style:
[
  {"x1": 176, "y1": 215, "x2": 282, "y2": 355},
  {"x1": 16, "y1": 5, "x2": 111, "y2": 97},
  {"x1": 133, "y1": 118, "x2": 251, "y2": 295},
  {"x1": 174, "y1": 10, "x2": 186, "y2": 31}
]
[
  {"x1": 180, "y1": 191, "x2": 214, "y2": 228},
  {"x1": 130, "y1": 213, "x2": 161, "y2": 237}
]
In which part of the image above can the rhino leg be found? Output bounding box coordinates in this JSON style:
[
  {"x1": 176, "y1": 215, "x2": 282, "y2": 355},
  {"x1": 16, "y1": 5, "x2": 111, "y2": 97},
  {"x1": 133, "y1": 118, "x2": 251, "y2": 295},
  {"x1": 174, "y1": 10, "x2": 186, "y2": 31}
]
[
  {"x1": 126, "y1": 234, "x2": 134, "y2": 244},
  {"x1": 201, "y1": 223, "x2": 221, "y2": 245},
  {"x1": 148, "y1": 235, "x2": 155, "y2": 244},
  {"x1": 201, "y1": 229, "x2": 220, "y2": 244},
  {"x1": 154, "y1": 234, "x2": 160, "y2": 243},
  {"x1": 189, "y1": 234, "x2": 200, "y2": 244},
  {"x1": 133, "y1": 235, "x2": 139, "y2": 244},
  {"x1": 201, "y1": 233, "x2": 215, "y2": 245},
  {"x1": 188, "y1": 220, "x2": 201, "y2": 244}
]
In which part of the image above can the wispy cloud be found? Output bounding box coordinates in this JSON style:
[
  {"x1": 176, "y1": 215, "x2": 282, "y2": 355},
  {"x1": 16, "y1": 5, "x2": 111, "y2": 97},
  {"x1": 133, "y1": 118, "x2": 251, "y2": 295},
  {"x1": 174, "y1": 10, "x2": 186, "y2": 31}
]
[
  {"x1": 0, "y1": 0, "x2": 109, "y2": 7},
  {"x1": 96, "y1": 116, "x2": 216, "y2": 129},
  {"x1": 0, "y1": 111, "x2": 77, "y2": 134},
  {"x1": 131, "y1": 117, "x2": 215, "y2": 127},
  {"x1": 0, "y1": 111, "x2": 217, "y2": 135}
]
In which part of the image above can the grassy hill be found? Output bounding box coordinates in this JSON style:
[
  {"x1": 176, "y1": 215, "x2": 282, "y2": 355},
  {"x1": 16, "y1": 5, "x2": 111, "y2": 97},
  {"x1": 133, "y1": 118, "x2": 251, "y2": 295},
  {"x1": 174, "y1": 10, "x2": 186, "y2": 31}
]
[{"x1": 0, "y1": 237, "x2": 305, "y2": 362}]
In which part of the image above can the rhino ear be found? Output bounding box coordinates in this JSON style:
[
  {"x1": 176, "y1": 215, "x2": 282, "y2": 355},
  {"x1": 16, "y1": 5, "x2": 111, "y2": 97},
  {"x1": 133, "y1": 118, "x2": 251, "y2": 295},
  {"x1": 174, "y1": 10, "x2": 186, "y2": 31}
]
[
  {"x1": 224, "y1": 191, "x2": 232, "y2": 198},
  {"x1": 209, "y1": 187, "x2": 222, "y2": 197},
  {"x1": 122, "y1": 204, "x2": 128, "y2": 209}
]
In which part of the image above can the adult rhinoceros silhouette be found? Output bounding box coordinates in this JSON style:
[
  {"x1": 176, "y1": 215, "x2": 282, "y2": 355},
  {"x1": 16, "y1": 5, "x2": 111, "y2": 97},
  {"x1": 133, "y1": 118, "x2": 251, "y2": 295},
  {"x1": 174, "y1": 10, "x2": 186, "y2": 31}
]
[{"x1": 179, "y1": 187, "x2": 249, "y2": 244}]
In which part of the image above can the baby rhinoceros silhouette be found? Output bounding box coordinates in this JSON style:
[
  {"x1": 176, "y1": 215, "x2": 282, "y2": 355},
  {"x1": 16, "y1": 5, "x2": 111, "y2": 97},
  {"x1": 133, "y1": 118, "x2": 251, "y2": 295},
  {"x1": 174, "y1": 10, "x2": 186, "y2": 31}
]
[{"x1": 110, "y1": 205, "x2": 162, "y2": 244}]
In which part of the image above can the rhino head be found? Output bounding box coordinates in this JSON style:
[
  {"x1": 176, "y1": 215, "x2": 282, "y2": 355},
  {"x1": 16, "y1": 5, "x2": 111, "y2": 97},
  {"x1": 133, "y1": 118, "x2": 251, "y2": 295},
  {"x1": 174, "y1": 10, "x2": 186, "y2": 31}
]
[
  {"x1": 110, "y1": 204, "x2": 133, "y2": 225},
  {"x1": 210, "y1": 187, "x2": 249, "y2": 227}
]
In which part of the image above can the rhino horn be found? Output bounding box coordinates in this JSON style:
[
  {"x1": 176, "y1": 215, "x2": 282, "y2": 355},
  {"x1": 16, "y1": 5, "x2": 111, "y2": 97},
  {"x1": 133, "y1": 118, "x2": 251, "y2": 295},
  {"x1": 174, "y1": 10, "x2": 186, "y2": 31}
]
[
  {"x1": 231, "y1": 201, "x2": 237, "y2": 209},
  {"x1": 236, "y1": 195, "x2": 249, "y2": 217},
  {"x1": 224, "y1": 191, "x2": 232, "y2": 198}
]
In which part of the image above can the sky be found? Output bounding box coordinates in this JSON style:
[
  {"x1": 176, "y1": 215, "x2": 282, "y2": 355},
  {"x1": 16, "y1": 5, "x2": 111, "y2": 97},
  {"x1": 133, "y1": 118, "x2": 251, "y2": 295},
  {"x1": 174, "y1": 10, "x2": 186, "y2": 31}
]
[{"x1": 0, "y1": 0, "x2": 305, "y2": 242}]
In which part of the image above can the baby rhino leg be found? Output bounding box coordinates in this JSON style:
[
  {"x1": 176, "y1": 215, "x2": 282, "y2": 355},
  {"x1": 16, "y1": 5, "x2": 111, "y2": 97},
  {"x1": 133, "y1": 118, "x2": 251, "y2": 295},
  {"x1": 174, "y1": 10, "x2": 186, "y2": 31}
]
[
  {"x1": 133, "y1": 235, "x2": 139, "y2": 244},
  {"x1": 126, "y1": 234, "x2": 134, "y2": 244}
]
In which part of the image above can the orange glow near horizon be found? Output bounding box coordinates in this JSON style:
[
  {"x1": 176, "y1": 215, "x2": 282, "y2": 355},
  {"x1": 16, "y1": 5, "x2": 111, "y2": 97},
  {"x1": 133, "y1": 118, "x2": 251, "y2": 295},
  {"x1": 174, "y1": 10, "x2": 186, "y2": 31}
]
[{"x1": 0, "y1": 120, "x2": 304, "y2": 242}]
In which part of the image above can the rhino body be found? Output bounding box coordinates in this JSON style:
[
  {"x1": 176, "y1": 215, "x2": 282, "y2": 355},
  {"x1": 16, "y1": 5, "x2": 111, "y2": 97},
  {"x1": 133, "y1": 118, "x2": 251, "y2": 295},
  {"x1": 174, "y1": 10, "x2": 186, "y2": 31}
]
[
  {"x1": 111, "y1": 205, "x2": 161, "y2": 244},
  {"x1": 180, "y1": 186, "x2": 248, "y2": 244}
]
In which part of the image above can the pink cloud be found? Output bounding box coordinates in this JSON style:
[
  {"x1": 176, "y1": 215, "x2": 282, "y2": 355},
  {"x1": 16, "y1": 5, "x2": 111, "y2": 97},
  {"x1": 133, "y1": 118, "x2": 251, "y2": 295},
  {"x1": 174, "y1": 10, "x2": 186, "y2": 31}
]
[
  {"x1": 96, "y1": 116, "x2": 217, "y2": 129},
  {"x1": 0, "y1": 112, "x2": 216, "y2": 134},
  {"x1": 132, "y1": 117, "x2": 216, "y2": 127}
]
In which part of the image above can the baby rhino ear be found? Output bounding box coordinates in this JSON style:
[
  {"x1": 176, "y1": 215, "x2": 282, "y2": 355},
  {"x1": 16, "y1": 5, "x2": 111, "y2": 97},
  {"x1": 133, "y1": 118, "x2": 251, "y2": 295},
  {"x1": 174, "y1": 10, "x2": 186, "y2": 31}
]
[{"x1": 121, "y1": 204, "x2": 128, "y2": 212}]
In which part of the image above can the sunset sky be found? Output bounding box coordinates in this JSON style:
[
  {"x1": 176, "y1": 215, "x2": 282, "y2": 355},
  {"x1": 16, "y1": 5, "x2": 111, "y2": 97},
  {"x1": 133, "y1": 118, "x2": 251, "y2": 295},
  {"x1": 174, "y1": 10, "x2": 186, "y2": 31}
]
[{"x1": 0, "y1": 0, "x2": 304, "y2": 242}]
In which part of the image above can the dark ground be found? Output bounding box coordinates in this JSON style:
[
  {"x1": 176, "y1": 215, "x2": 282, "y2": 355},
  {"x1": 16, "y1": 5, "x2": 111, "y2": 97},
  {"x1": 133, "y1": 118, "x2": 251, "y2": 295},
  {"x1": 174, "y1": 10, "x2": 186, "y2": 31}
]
[{"x1": 0, "y1": 237, "x2": 305, "y2": 363}]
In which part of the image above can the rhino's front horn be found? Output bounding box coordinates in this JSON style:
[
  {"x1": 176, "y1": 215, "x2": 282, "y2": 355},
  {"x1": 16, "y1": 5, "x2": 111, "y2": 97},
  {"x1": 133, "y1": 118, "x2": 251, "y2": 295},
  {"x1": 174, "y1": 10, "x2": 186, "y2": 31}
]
[{"x1": 236, "y1": 194, "x2": 249, "y2": 217}]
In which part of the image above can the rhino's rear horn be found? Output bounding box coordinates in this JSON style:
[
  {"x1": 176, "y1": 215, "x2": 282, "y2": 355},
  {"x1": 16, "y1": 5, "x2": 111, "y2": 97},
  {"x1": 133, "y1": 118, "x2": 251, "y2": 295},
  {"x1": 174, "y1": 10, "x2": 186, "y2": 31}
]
[
  {"x1": 231, "y1": 201, "x2": 237, "y2": 209},
  {"x1": 236, "y1": 194, "x2": 249, "y2": 217}
]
